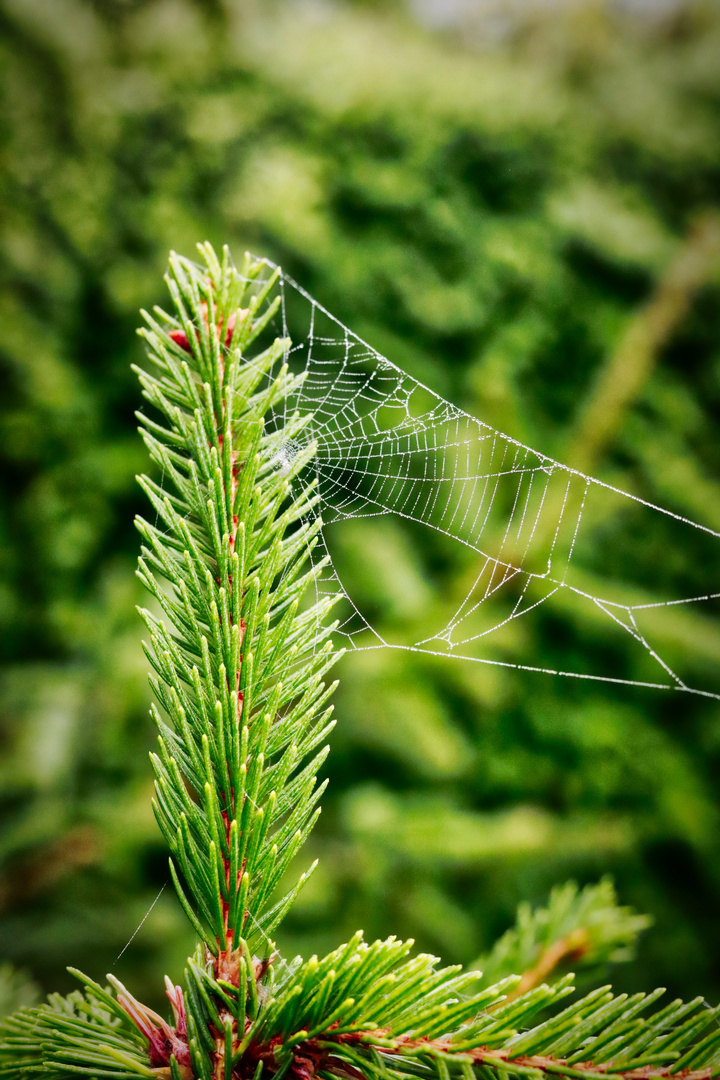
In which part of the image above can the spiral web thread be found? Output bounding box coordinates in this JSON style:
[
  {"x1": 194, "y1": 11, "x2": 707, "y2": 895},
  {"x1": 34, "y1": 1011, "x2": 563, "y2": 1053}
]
[{"x1": 253, "y1": 260, "x2": 720, "y2": 702}]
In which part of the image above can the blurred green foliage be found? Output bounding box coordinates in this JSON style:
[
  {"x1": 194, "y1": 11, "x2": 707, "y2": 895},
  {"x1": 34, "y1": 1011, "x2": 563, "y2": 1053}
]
[{"x1": 1, "y1": 0, "x2": 720, "y2": 1011}]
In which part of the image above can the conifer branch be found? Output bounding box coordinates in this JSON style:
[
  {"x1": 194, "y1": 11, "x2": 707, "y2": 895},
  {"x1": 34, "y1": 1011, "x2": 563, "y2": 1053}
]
[
  {"x1": 133, "y1": 244, "x2": 342, "y2": 972},
  {"x1": 476, "y1": 880, "x2": 652, "y2": 1002},
  {"x1": 1, "y1": 245, "x2": 719, "y2": 1080}
]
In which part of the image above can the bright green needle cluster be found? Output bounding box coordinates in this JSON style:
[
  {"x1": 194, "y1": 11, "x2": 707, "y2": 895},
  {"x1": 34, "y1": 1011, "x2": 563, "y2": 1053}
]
[
  {"x1": 134, "y1": 244, "x2": 341, "y2": 958},
  {"x1": 2, "y1": 245, "x2": 720, "y2": 1080}
]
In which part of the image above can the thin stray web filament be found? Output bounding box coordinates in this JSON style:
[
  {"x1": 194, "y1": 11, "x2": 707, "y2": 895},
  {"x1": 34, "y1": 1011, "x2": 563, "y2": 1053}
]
[{"x1": 259, "y1": 259, "x2": 720, "y2": 702}]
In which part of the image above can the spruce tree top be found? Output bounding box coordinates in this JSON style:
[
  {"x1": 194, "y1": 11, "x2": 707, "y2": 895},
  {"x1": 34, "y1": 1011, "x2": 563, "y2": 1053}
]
[{"x1": 2, "y1": 244, "x2": 720, "y2": 1080}]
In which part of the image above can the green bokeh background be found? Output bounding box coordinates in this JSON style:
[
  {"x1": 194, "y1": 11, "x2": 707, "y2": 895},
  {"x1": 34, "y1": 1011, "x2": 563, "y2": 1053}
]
[{"x1": 1, "y1": 0, "x2": 720, "y2": 1013}]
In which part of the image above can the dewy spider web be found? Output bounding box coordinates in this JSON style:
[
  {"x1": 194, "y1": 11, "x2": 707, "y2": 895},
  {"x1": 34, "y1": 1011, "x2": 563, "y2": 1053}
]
[{"x1": 255, "y1": 258, "x2": 720, "y2": 702}]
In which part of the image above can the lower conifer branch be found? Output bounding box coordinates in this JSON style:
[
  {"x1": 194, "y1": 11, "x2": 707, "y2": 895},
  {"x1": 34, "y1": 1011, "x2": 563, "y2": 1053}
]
[{"x1": 495, "y1": 928, "x2": 590, "y2": 1007}]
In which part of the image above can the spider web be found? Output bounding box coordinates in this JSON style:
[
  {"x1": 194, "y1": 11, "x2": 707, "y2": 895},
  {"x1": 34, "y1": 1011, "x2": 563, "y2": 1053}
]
[{"x1": 260, "y1": 262, "x2": 720, "y2": 702}]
